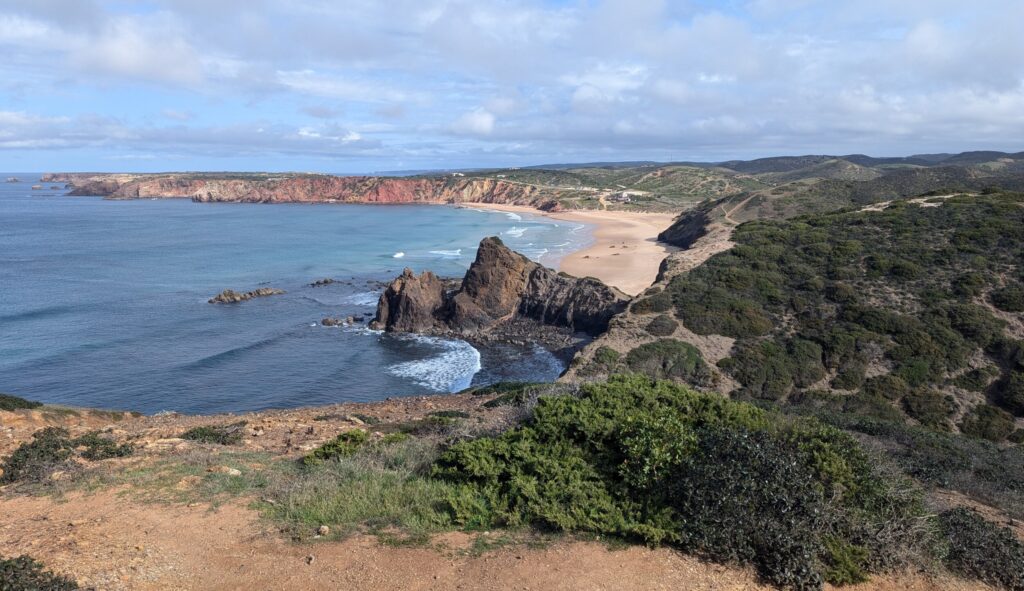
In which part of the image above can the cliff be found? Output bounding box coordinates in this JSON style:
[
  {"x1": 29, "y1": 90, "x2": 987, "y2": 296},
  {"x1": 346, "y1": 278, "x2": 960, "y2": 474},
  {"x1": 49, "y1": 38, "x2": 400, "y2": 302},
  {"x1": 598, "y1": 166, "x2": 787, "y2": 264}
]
[
  {"x1": 371, "y1": 237, "x2": 628, "y2": 337},
  {"x1": 41, "y1": 173, "x2": 567, "y2": 210}
]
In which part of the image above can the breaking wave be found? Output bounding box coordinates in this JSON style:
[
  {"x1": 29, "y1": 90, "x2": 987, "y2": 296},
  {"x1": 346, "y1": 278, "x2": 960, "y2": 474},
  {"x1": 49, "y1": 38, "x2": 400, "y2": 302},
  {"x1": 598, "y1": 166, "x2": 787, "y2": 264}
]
[{"x1": 386, "y1": 334, "x2": 481, "y2": 392}]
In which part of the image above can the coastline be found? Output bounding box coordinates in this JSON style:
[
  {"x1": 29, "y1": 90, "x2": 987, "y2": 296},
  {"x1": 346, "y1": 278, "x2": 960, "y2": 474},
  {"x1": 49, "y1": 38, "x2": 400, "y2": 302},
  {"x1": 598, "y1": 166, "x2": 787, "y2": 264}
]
[{"x1": 462, "y1": 202, "x2": 679, "y2": 296}]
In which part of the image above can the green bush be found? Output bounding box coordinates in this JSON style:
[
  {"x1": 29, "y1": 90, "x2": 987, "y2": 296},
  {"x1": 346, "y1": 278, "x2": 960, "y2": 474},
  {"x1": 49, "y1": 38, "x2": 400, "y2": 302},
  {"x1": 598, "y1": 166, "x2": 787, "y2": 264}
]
[
  {"x1": 991, "y1": 285, "x2": 1024, "y2": 313},
  {"x1": 0, "y1": 393, "x2": 42, "y2": 412},
  {"x1": 995, "y1": 371, "x2": 1024, "y2": 416},
  {"x1": 181, "y1": 421, "x2": 247, "y2": 445},
  {"x1": 0, "y1": 427, "x2": 135, "y2": 485},
  {"x1": 0, "y1": 555, "x2": 81, "y2": 590},
  {"x1": 1010, "y1": 430, "x2": 1024, "y2": 444},
  {"x1": 862, "y1": 375, "x2": 911, "y2": 401},
  {"x1": 901, "y1": 389, "x2": 955, "y2": 430},
  {"x1": 630, "y1": 290, "x2": 672, "y2": 314},
  {"x1": 74, "y1": 431, "x2": 134, "y2": 461},
  {"x1": 959, "y1": 405, "x2": 1016, "y2": 442},
  {"x1": 953, "y1": 366, "x2": 999, "y2": 392},
  {"x1": 434, "y1": 376, "x2": 926, "y2": 590},
  {"x1": 625, "y1": 339, "x2": 713, "y2": 385},
  {"x1": 303, "y1": 430, "x2": 369, "y2": 465},
  {"x1": 644, "y1": 314, "x2": 678, "y2": 337},
  {"x1": 593, "y1": 346, "x2": 621, "y2": 366},
  {"x1": 0, "y1": 427, "x2": 74, "y2": 484},
  {"x1": 938, "y1": 508, "x2": 1024, "y2": 591}
]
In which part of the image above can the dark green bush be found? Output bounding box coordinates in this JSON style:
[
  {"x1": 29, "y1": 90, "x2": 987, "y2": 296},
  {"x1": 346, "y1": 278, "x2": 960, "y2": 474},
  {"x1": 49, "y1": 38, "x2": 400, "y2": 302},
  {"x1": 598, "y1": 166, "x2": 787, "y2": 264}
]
[
  {"x1": 644, "y1": 314, "x2": 678, "y2": 337},
  {"x1": 181, "y1": 421, "x2": 247, "y2": 445},
  {"x1": 995, "y1": 371, "x2": 1024, "y2": 416},
  {"x1": 901, "y1": 389, "x2": 955, "y2": 430},
  {"x1": 991, "y1": 285, "x2": 1024, "y2": 313},
  {"x1": 0, "y1": 427, "x2": 74, "y2": 484},
  {"x1": 861, "y1": 374, "x2": 911, "y2": 401},
  {"x1": 73, "y1": 431, "x2": 134, "y2": 461},
  {"x1": 630, "y1": 290, "x2": 673, "y2": 314},
  {"x1": 953, "y1": 366, "x2": 999, "y2": 392},
  {"x1": 592, "y1": 346, "x2": 621, "y2": 366},
  {"x1": 0, "y1": 393, "x2": 42, "y2": 412},
  {"x1": 1010, "y1": 430, "x2": 1024, "y2": 444},
  {"x1": 303, "y1": 429, "x2": 368, "y2": 465},
  {"x1": 959, "y1": 405, "x2": 1016, "y2": 442},
  {"x1": 721, "y1": 341, "x2": 794, "y2": 401},
  {"x1": 625, "y1": 339, "x2": 712, "y2": 385},
  {"x1": 0, "y1": 555, "x2": 81, "y2": 590},
  {"x1": 435, "y1": 376, "x2": 926, "y2": 590},
  {"x1": 938, "y1": 508, "x2": 1024, "y2": 591}
]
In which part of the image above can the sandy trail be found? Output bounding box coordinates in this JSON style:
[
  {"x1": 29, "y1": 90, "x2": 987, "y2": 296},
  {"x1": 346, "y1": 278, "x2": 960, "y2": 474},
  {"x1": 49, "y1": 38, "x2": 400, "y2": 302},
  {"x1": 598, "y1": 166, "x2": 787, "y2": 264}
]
[{"x1": 463, "y1": 203, "x2": 678, "y2": 296}]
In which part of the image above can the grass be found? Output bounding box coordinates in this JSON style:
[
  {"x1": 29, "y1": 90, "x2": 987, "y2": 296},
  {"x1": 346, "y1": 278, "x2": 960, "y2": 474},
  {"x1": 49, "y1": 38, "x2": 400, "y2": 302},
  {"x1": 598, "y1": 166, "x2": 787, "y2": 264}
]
[
  {"x1": 263, "y1": 438, "x2": 456, "y2": 540},
  {"x1": 181, "y1": 421, "x2": 247, "y2": 445}
]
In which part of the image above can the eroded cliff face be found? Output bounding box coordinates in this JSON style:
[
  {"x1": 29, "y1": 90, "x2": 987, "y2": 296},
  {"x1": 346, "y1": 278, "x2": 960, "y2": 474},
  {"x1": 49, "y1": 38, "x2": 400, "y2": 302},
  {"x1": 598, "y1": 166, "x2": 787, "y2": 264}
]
[
  {"x1": 44, "y1": 173, "x2": 565, "y2": 210},
  {"x1": 371, "y1": 237, "x2": 628, "y2": 337}
]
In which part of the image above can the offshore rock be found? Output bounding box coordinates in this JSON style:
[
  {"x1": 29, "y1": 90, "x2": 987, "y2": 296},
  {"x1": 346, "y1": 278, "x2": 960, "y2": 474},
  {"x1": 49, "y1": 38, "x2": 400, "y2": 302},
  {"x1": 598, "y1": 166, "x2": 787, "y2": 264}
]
[
  {"x1": 371, "y1": 237, "x2": 627, "y2": 337},
  {"x1": 208, "y1": 288, "x2": 285, "y2": 304}
]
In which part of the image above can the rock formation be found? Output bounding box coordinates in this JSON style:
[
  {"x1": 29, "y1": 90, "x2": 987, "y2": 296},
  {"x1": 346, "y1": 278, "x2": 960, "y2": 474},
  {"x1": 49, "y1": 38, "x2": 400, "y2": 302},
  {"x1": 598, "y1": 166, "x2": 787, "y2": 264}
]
[
  {"x1": 208, "y1": 288, "x2": 285, "y2": 304},
  {"x1": 371, "y1": 237, "x2": 628, "y2": 337}
]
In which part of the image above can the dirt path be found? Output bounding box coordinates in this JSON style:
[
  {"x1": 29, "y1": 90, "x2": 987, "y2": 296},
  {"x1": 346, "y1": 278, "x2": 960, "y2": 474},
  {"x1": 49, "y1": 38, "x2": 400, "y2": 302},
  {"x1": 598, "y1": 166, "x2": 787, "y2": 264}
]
[{"x1": 0, "y1": 491, "x2": 990, "y2": 591}]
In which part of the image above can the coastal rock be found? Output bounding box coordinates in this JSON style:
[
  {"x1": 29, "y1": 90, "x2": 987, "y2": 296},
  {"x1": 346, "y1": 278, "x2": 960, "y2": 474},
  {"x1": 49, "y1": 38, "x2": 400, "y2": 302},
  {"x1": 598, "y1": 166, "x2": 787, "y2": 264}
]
[
  {"x1": 309, "y1": 278, "x2": 335, "y2": 287},
  {"x1": 372, "y1": 237, "x2": 627, "y2": 337},
  {"x1": 208, "y1": 288, "x2": 285, "y2": 304},
  {"x1": 320, "y1": 317, "x2": 343, "y2": 327}
]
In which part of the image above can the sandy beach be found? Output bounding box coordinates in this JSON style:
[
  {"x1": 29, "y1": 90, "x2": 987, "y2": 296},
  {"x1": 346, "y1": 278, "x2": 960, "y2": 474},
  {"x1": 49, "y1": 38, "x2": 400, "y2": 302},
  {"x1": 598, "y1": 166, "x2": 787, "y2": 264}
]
[{"x1": 462, "y1": 203, "x2": 679, "y2": 296}]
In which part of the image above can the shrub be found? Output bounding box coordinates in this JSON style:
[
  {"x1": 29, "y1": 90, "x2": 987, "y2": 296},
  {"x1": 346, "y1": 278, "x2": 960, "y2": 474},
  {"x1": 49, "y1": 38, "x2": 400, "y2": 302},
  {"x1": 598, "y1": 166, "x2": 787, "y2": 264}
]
[
  {"x1": 991, "y1": 285, "x2": 1024, "y2": 313},
  {"x1": 181, "y1": 421, "x2": 247, "y2": 445},
  {"x1": 953, "y1": 366, "x2": 999, "y2": 392},
  {"x1": 995, "y1": 371, "x2": 1024, "y2": 416},
  {"x1": 901, "y1": 389, "x2": 955, "y2": 430},
  {"x1": 959, "y1": 405, "x2": 1016, "y2": 442},
  {"x1": 644, "y1": 314, "x2": 678, "y2": 337},
  {"x1": 593, "y1": 346, "x2": 621, "y2": 366},
  {"x1": 938, "y1": 508, "x2": 1024, "y2": 591},
  {"x1": 625, "y1": 339, "x2": 713, "y2": 385},
  {"x1": 303, "y1": 430, "x2": 368, "y2": 465},
  {"x1": 862, "y1": 374, "x2": 911, "y2": 401},
  {"x1": 721, "y1": 341, "x2": 794, "y2": 401},
  {"x1": 0, "y1": 555, "x2": 81, "y2": 590},
  {"x1": 630, "y1": 290, "x2": 673, "y2": 314},
  {"x1": 0, "y1": 393, "x2": 42, "y2": 412},
  {"x1": 74, "y1": 431, "x2": 134, "y2": 460},
  {"x1": 0, "y1": 427, "x2": 74, "y2": 484},
  {"x1": 435, "y1": 376, "x2": 926, "y2": 590},
  {"x1": 1010, "y1": 430, "x2": 1024, "y2": 444}
]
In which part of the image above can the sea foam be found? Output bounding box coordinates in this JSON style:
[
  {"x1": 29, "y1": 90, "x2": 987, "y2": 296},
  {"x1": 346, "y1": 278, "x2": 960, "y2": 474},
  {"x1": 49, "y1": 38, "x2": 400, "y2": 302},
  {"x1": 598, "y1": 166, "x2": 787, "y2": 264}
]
[{"x1": 387, "y1": 334, "x2": 481, "y2": 392}]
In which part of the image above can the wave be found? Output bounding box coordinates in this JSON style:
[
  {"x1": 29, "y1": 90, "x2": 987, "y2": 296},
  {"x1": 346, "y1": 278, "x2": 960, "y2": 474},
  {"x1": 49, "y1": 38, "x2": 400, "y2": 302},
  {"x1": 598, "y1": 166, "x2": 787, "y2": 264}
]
[
  {"x1": 505, "y1": 212, "x2": 522, "y2": 221},
  {"x1": 0, "y1": 304, "x2": 80, "y2": 323},
  {"x1": 429, "y1": 248, "x2": 462, "y2": 257},
  {"x1": 178, "y1": 333, "x2": 289, "y2": 371},
  {"x1": 386, "y1": 334, "x2": 481, "y2": 392},
  {"x1": 343, "y1": 291, "x2": 381, "y2": 307},
  {"x1": 503, "y1": 226, "x2": 527, "y2": 238},
  {"x1": 392, "y1": 252, "x2": 405, "y2": 258}
]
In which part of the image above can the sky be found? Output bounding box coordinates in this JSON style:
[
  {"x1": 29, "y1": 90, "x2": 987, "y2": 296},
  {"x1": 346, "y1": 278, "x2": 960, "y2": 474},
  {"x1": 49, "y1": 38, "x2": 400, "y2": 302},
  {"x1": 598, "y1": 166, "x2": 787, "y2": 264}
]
[{"x1": 1, "y1": 0, "x2": 1023, "y2": 173}]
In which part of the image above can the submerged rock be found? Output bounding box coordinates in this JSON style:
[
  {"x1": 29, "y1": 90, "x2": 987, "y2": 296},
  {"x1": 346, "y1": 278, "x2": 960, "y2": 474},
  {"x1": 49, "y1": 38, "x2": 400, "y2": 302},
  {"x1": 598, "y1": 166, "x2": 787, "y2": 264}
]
[
  {"x1": 208, "y1": 287, "x2": 285, "y2": 304},
  {"x1": 309, "y1": 278, "x2": 335, "y2": 287},
  {"x1": 371, "y1": 237, "x2": 627, "y2": 337}
]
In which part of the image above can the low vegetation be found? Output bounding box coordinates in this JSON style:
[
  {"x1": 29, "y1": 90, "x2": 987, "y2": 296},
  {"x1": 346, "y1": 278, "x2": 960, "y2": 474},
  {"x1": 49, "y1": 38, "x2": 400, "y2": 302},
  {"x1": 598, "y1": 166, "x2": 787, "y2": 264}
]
[
  {"x1": 0, "y1": 555, "x2": 81, "y2": 590},
  {"x1": 433, "y1": 376, "x2": 932, "y2": 590},
  {"x1": 181, "y1": 421, "x2": 247, "y2": 445},
  {"x1": 630, "y1": 192, "x2": 1024, "y2": 433},
  {"x1": 0, "y1": 393, "x2": 42, "y2": 412},
  {"x1": 938, "y1": 508, "x2": 1024, "y2": 591},
  {"x1": 0, "y1": 427, "x2": 133, "y2": 484}
]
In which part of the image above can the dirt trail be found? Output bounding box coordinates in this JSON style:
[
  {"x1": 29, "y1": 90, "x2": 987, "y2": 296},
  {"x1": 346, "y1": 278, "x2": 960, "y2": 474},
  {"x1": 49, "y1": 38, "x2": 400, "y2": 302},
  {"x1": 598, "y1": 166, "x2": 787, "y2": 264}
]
[{"x1": 0, "y1": 491, "x2": 991, "y2": 591}]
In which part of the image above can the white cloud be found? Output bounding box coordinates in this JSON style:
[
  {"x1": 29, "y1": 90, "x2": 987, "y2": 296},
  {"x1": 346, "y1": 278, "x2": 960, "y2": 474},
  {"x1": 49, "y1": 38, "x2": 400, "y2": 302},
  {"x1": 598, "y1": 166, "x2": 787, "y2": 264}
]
[{"x1": 451, "y1": 109, "x2": 496, "y2": 136}]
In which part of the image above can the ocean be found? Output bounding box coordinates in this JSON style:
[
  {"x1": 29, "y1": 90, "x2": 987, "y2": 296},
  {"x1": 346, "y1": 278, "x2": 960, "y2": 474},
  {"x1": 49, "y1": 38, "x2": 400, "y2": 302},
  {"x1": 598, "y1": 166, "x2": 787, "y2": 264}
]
[{"x1": 0, "y1": 174, "x2": 592, "y2": 414}]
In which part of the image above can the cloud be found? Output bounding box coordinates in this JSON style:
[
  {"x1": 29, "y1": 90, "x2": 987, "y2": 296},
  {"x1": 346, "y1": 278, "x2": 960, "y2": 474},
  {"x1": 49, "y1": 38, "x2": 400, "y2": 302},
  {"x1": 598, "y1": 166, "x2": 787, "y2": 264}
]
[
  {"x1": 0, "y1": 0, "x2": 1022, "y2": 168},
  {"x1": 451, "y1": 109, "x2": 496, "y2": 136}
]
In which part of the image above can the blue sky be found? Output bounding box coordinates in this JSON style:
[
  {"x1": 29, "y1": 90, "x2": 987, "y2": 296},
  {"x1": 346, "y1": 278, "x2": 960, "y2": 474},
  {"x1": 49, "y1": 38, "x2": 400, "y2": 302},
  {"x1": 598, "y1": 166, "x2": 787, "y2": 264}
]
[{"x1": 1, "y1": 0, "x2": 1023, "y2": 172}]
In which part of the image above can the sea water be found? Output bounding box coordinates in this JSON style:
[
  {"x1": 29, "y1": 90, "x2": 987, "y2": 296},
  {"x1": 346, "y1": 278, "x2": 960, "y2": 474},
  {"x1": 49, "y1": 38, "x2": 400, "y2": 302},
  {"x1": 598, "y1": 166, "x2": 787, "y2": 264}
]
[{"x1": 0, "y1": 175, "x2": 592, "y2": 414}]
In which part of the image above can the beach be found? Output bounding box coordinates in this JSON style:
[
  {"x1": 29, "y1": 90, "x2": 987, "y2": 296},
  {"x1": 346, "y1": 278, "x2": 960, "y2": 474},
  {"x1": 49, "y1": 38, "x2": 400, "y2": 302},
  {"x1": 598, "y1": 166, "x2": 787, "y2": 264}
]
[{"x1": 463, "y1": 203, "x2": 679, "y2": 296}]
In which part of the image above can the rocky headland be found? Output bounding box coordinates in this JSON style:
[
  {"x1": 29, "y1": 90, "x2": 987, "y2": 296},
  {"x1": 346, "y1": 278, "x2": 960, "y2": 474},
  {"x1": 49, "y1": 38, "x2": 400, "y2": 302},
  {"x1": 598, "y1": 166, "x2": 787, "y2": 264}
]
[
  {"x1": 40, "y1": 172, "x2": 568, "y2": 210},
  {"x1": 370, "y1": 237, "x2": 629, "y2": 353}
]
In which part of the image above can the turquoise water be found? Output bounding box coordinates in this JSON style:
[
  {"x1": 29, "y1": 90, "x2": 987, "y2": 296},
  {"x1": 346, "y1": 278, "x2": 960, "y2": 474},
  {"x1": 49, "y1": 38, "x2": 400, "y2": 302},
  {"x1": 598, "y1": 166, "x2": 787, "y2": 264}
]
[{"x1": 0, "y1": 175, "x2": 592, "y2": 414}]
